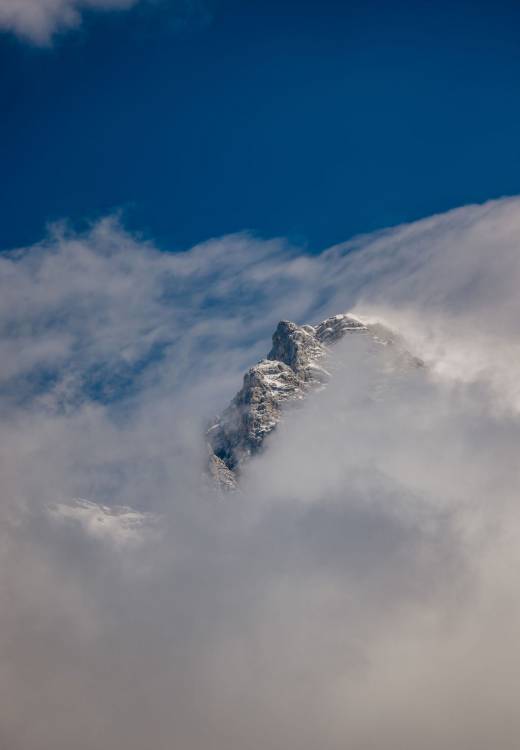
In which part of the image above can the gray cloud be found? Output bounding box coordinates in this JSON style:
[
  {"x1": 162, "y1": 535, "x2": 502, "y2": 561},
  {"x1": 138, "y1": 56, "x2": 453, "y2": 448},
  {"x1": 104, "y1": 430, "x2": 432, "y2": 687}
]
[{"x1": 1, "y1": 197, "x2": 520, "y2": 748}]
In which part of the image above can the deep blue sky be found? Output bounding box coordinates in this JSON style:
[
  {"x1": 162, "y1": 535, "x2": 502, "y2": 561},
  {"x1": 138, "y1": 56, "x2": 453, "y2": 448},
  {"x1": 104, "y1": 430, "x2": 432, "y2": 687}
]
[{"x1": 2, "y1": 0, "x2": 520, "y2": 253}]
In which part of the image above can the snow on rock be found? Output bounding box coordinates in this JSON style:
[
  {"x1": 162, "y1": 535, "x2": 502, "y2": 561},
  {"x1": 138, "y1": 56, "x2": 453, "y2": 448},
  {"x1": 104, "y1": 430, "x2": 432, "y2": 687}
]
[
  {"x1": 48, "y1": 499, "x2": 158, "y2": 546},
  {"x1": 207, "y1": 313, "x2": 370, "y2": 490}
]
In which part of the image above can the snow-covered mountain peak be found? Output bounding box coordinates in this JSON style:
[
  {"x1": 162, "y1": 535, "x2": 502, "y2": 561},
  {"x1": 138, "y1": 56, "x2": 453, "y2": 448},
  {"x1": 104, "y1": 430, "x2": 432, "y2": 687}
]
[{"x1": 207, "y1": 312, "x2": 373, "y2": 489}]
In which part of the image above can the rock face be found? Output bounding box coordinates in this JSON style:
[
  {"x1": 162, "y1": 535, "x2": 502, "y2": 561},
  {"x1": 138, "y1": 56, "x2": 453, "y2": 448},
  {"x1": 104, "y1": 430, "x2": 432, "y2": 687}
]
[{"x1": 207, "y1": 313, "x2": 368, "y2": 489}]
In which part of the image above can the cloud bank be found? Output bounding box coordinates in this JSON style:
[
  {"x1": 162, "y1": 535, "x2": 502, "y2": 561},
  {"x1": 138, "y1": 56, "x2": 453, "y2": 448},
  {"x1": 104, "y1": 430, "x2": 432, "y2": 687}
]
[
  {"x1": 2, "y1": 197, "x2": 520, "y2": 748},
  {"x1": 0, "y1": 0, "x2": 140, "y2": 44}
]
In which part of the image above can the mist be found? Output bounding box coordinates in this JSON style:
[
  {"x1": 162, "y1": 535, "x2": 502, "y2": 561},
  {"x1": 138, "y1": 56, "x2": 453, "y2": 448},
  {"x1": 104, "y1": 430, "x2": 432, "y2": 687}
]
[{"x1": 1, "y1": 198, "x2": 520, "y2": 749}]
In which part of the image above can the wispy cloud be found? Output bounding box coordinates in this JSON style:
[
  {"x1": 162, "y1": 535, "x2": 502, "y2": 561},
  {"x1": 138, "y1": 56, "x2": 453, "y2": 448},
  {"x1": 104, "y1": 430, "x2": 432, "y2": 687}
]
[
  {"x1": 0, "y1": 0, "x2": 140, "y2": 44},
  {"x1": 2, "y1": 197, "x2": 520, "y2": 748},
  {"x1": 0, "y1": 0, "x2": 212, "y2": 44}
]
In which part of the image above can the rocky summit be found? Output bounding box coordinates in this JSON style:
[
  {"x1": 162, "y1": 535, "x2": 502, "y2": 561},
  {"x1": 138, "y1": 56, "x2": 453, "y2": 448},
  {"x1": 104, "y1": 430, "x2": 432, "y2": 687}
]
[{"x1": 206, "y1": 313, "x2": 370, "y2": 489}]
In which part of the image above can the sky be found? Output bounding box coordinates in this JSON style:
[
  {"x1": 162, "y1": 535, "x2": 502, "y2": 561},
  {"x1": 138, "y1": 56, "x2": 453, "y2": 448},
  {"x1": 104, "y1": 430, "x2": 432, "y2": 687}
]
[
  {"x1": 3, "y1": 3, "x2": 520, "y2": 749},
  {"x1": 2, "y1": 0, "x2": 520, "y2": 252}
]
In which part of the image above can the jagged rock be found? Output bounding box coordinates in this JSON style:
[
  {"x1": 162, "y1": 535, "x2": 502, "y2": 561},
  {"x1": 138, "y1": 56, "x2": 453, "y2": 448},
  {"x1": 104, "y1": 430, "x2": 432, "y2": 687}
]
[
  {"x1": 206, "y1": 311, "x2": 425, "y2": 490},
  {"x1": 267, "y1": 320, "x2": 324, "y2": 376},
  {"x1": 207, "y1": 313, "x2": 369, "y2": 488},
  {"x1": 208, "y1": 451, "x2": 238, "y2": 491},
  {"x1": 315, "y1": 313, "x2": 367, "y2": 344}
]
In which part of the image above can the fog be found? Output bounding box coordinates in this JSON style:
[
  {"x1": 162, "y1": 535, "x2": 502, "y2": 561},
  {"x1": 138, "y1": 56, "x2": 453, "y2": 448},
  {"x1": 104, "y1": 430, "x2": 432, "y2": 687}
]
[{"x1": 1, "y1": 198, "x2": 520, "y2": 749}]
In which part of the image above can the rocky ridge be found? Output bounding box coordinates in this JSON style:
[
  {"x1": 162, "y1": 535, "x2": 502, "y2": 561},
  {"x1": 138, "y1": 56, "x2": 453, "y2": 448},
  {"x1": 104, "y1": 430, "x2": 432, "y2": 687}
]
[{"x1": 207, "y1": 313, "x2": 371, "y2": 489}]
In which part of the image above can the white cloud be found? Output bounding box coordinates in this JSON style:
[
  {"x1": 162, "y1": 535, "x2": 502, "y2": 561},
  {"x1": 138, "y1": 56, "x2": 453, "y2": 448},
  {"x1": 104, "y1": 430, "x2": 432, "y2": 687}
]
[
  {"x1": 2, "y1": 197, "x2": 520, "y2": 748},
  {"x1": 0, "y1": 0, "x2": 140, "y2": 44}
]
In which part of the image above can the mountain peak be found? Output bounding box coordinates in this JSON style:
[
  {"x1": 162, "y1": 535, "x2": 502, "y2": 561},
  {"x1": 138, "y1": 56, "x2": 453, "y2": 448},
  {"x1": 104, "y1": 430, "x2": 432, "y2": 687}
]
[{"x1": 207, "y1": 313, "x2": 369, "y2": 489}]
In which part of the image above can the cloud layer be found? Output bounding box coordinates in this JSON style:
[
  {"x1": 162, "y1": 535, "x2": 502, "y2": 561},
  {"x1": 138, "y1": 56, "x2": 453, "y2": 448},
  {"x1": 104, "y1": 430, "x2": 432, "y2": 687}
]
[
  {"x1": 2, "y1": 197, "x2": 520, "y2": 748},
  {"x1": 0, "y1": 0, "x2": 139, "y2": 43}
]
